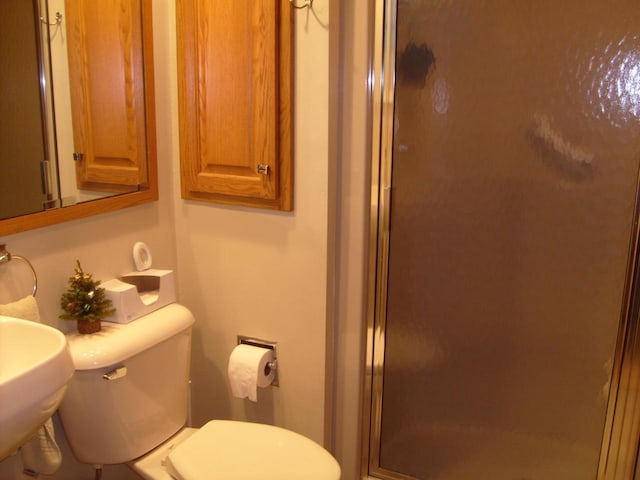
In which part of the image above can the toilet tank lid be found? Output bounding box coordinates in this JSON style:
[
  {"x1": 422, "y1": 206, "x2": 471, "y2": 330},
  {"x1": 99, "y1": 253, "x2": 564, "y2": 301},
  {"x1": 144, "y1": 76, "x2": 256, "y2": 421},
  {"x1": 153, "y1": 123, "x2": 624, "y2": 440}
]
[{"x1": 65, "y1": 303, "x2": 195, "y2": 370}]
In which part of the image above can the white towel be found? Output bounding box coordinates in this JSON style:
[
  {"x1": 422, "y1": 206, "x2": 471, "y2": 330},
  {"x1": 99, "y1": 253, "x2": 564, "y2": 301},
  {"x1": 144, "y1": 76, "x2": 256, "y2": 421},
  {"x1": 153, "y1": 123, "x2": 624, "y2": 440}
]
[
  {"x1": 0, "y1": 296, "x2": 63, "y2": 476},
  {"x1": 19, "y1": 418, "x2": 62, "y2": 476},
  {"x1": 0, "y1": 295, "x2": 41, "y2": 322}
]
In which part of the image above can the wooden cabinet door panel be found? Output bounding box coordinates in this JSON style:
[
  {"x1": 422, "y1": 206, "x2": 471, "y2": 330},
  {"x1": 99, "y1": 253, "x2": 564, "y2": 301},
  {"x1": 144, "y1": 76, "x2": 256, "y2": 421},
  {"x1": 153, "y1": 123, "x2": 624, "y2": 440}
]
[{"x1": 178, "y1": 0, "x2": 292, "y2": 210}]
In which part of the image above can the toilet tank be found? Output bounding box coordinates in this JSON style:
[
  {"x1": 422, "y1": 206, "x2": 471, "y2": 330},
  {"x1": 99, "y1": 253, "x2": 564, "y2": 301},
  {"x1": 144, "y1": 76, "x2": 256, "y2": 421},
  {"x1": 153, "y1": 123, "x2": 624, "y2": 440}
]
[{"x1": 58, "y1": 303, "x2": 195, "y2": 465}]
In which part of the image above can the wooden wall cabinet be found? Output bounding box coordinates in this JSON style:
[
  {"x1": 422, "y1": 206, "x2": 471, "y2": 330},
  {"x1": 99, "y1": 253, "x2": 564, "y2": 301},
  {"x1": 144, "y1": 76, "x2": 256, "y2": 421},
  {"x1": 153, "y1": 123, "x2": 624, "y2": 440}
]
[
  {"x1": 176, "y1": 0, "x2": 293, "y2": 211},
  {"x1": 65, "y1": 0, "x2": 149, "y2": 192}
]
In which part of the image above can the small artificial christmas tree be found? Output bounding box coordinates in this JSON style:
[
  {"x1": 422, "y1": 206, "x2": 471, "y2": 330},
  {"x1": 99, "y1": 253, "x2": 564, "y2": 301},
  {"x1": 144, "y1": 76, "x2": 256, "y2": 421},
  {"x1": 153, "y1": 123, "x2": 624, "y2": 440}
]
[{"x1": 60, "y1": 260, "x2": 115, "y2": 334}]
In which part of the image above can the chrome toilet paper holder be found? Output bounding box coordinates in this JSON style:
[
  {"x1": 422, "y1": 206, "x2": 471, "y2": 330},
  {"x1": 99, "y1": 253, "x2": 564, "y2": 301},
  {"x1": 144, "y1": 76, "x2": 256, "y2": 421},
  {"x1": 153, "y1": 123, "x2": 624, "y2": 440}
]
[{"x1": 237, "y1": 335, "x2": 279, "y2": 387}]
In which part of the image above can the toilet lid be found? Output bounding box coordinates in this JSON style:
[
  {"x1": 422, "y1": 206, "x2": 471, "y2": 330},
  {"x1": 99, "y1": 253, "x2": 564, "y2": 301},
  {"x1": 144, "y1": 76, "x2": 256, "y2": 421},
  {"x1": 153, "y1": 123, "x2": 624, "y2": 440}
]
[{"x1": 164, "y1": 420, "x2": 341, "y2": 480}]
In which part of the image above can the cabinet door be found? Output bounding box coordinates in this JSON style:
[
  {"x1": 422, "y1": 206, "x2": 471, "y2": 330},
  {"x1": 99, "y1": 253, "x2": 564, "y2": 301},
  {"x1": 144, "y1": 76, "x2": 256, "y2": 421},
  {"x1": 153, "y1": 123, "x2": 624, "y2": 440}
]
[
  {"x1": 65, "y1": 0, "x2": 148, "y2": 192},
  {"x1": 177, "y1": 0, "x2": 292, "y2": 211}
]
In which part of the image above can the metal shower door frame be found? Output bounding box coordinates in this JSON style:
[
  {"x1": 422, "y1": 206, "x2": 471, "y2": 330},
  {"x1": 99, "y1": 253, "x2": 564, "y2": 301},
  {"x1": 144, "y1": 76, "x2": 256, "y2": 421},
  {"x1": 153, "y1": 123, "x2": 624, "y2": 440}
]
[{"x1": 361, "y1": 0, "x2": 640, "y2": 478}]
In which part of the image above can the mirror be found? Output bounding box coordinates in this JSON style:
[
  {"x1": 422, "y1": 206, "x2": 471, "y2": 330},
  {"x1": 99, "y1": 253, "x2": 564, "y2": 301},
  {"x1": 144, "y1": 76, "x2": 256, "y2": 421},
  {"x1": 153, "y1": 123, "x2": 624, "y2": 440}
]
[{"x1": 0, "y1": 0, "x2": 157, "y2": 235}]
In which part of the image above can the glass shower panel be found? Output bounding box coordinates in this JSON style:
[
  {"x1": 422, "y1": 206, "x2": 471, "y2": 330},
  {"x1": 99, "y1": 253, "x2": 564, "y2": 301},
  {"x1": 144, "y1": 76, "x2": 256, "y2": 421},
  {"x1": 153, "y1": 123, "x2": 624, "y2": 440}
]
[{"x1": 378, "y1": 1, "x2": 640, "y2": 479}]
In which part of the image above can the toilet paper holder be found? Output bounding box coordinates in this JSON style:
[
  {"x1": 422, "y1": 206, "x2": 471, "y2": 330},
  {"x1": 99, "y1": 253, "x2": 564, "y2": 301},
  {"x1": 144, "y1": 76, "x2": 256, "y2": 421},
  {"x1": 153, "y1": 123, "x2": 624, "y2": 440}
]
[{"x1": 237, "y1": 336, "x2": 279, "y2": 387}]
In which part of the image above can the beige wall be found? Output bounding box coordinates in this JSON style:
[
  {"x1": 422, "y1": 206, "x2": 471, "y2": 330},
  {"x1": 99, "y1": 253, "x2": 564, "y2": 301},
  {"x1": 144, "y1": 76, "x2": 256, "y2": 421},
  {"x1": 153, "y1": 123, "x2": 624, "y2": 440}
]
[{"x1": 0, "y1": 1, "x2": 336, "y2": 479}]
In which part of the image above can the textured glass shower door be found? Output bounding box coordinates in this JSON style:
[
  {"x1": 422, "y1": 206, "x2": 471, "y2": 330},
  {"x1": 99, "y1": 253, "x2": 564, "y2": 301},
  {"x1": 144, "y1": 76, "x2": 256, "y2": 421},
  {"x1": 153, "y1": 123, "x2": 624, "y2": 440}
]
[{"x1": 368, "y1": 1, "x2": 640, "y2": 479}]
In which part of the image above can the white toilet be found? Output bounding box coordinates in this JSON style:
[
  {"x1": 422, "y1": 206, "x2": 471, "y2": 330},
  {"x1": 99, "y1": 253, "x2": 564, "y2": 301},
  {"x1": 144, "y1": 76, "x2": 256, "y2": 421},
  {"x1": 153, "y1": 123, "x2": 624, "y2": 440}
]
[{"x1": 58, "y1": 304, "x2": 340, "y2": 480}]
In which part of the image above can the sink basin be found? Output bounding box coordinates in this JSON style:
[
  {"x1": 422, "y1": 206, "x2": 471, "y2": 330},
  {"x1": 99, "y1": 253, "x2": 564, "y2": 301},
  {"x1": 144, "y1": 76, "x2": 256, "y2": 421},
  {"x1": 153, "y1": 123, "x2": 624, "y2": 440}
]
[{"x1": 0, "y1": 316, "x2": 74, "y2": 461}]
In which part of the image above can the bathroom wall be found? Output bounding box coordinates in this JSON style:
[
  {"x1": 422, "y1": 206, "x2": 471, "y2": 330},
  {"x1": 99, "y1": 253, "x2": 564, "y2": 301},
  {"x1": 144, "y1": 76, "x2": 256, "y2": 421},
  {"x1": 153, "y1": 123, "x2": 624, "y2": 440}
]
[{"x1": 0, "y1": 1, "x2": 334, "y2": 479}]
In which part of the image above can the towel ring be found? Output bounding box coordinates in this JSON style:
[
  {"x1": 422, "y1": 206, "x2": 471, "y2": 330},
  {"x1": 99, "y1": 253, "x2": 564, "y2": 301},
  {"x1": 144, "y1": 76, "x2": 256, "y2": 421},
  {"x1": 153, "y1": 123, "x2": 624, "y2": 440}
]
[{"x1": 0, "y1": 245, "x2": 38, "y2": 297}]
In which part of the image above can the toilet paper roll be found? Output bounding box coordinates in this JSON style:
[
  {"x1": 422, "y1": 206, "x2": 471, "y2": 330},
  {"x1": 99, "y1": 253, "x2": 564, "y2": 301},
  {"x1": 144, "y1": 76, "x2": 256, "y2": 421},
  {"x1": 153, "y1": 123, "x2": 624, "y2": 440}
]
[{"x1": 227, "y1": 344, "x2": 275, "y2": 402}]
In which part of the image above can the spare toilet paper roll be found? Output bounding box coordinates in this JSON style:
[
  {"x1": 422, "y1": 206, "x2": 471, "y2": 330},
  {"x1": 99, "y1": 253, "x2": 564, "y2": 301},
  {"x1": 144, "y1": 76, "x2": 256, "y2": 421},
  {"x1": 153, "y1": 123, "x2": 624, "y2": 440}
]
[{"x1": 227, "y1": 344, "x2": 275, "y2": 402}]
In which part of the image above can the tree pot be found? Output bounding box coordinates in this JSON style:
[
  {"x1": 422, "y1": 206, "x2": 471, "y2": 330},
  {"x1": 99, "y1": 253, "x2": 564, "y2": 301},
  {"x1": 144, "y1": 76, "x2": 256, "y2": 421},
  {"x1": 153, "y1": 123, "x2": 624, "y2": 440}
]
[{"x1": 77, "y1": 320, "x2": 101, "y2": 334}]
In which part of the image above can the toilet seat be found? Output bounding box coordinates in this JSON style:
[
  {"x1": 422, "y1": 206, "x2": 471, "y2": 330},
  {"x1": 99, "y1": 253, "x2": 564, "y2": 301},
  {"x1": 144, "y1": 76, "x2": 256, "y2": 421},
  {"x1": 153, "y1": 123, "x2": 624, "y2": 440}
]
[{"x1": 132, "y1": 420, "x2": 341, "y2": 480}]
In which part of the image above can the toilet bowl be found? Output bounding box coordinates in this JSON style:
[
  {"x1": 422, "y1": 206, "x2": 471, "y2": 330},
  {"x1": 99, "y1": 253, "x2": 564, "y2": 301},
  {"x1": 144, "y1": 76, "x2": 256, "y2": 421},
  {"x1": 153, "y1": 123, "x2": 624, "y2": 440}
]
[{"x1": 58, "y1": 304, "x2": 340, "y2": 479}]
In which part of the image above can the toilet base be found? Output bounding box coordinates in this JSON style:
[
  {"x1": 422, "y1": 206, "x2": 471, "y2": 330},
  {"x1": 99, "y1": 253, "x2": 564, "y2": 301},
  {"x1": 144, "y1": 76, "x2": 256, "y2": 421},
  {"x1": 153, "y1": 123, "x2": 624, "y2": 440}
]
[{"x1": 129, "y1": 427, "x2": 197, "y2": 480}]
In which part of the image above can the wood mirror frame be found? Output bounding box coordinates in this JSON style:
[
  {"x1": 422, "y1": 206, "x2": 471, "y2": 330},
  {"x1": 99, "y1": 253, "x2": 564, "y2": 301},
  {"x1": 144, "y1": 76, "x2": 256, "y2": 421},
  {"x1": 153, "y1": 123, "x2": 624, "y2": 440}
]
[{"x1": 0, "y1": 0, "x2": 157, "y2": 237}]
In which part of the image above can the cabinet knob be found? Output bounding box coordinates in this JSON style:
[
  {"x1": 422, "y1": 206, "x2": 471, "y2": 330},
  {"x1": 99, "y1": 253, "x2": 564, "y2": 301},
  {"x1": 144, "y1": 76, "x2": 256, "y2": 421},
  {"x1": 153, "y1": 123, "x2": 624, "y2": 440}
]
[{"x1": 257, "y1": 164, "x2": 270, "y2": 175}]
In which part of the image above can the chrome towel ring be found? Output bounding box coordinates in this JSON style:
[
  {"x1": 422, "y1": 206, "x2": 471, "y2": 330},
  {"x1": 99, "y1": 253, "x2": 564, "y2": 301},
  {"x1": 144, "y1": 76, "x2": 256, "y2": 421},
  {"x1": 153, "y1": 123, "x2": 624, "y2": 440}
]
[{"x1": 0, "y1": 245, "x2": 38, "y2": 297}]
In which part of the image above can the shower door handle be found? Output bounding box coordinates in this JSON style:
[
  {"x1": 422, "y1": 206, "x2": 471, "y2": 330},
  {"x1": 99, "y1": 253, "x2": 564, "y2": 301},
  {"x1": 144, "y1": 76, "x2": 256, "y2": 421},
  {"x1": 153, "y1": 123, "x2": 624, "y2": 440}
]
[{"x1": 381, "y1": 186, "x2": 392, "y2": 233}]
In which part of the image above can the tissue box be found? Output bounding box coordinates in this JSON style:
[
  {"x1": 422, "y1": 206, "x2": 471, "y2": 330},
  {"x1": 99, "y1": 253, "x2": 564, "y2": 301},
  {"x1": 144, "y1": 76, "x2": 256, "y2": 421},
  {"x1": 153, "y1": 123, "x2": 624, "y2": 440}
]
[{"x1": 102, "y1": 269, "x2": 176, "y2": 323}]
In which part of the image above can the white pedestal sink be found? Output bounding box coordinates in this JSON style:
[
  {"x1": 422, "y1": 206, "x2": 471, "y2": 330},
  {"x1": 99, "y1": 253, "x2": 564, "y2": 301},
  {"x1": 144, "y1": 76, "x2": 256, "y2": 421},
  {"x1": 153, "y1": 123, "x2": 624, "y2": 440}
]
[{"x1": 0, "y1": 316, "x2": 74, "y2": 461}]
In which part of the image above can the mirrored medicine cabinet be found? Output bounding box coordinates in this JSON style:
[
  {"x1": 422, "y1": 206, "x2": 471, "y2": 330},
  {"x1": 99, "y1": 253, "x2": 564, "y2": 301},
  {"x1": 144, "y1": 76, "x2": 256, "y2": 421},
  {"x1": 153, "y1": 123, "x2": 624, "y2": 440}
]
[{"x1": 0, "y1": 0, "x2": 157, "y2": 236}]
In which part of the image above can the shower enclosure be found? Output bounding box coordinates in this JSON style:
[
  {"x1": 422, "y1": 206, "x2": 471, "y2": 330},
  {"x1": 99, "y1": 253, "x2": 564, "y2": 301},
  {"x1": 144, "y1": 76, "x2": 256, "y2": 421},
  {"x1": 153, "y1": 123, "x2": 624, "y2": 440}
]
[{"x1": 365, "y1": 1, "x2": 640, "y2": 479}]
